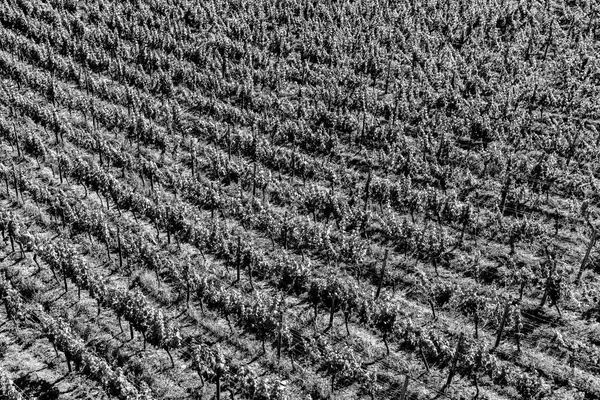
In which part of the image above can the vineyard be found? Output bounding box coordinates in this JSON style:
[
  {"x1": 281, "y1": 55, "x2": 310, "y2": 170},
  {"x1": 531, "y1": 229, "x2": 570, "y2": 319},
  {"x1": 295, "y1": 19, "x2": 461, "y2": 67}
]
[{"x1": 0, "y1": 0, "x2": 599, "y2": 399}]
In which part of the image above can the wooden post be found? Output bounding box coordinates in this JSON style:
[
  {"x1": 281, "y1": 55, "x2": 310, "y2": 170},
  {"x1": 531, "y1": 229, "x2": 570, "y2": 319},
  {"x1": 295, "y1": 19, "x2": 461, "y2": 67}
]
[
  {"x1": 399, "y1": 375, "x2": 410, "y2": 400},
  {"x1": 290, "y1": 150, "x2": 296, "y2": 181},
  {"x1": 540, "y1": 255, "x2": 558, "y2": 308},
  {"x1": 277, "y1": 313, "x2": 283, "y2": 363},
  {"x1": 227, "y1": 126, "x2": 231, "y2": 160},
  {"x1": 283, "y1": 212, "x2": 288, "y2": 250},
  {"x1": 443, "y1": 332, "x2": 464, "y2": 391},
  {"x1": 364, "y1": 168, "x2": 372, "y2": 211},
  {"x1": 499, "y1": 158, "x2": 513, "y2": 214},
  {"x1": 419, "y1": 339, "x2": 430, "y2": 373},
  {"x1": 392, "y1": 91, "x2": 399, "y2": 127},
  {"x1": 252, "y1": 163, "x2": 257, "y2": 197},
  {"x1": 324, "y1": 295, "x2": 336, "y2": 333},
  {"x1": 191, "y1": 150, "x2": 195, "y2": 179},
  {"x1": 104, "y1": 227, "x2": 112, "y2": 261},
  {"x1": 235, "y1": 236, "x2": 241, "y2": 283},
  {"x1": 12, "y1": 165, "x2": 19, "y2": 202},
  {"x1": 58, "y1": 162, "x2": 63, "y2": 184},
  {"x1": 117, "y1": 226, "x2": 123, "y2": 269},
  {"x1": 428, "y1": 298, "x2": 437, "y2": 321},
  {"x1": 375, "y1": 249, "x2": 389, "y2": 299},
  {"x1": 248, "y1": 259, "x2": 254, "y2": 291},
  {"x1": 165, "y1": 208, "x2": 171, "y2": 244},
  {"x1": 384, "y1": 59, "x2": 392, "y2": 95},
  {"x1": 13, "y1": 124, "x2": 21, "y2": 158},
  {"x1": 66, "y1": 353, "x2": 72, "y2": 373},
  {"x1": 52, "y1": 341, "x2": 59, "y2": 358},
  {"x1": 576, "y1": 230, "x2": 597, "y2": 284},
  {"x1": 494, "y1": 301, "x2": 510, "y2": 349}
]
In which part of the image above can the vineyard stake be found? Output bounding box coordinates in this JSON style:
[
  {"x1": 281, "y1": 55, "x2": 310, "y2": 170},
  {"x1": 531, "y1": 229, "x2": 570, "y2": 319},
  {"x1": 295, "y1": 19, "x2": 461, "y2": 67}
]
[
  {"x1": 66, "y1": 353, "x2": 72, "y2": 373},
  {"x1": 12, "y1": 124, "x2": 21, "y2": 159},
  {"x1": 11, "y1": 165, "x2": 19, "y2": 204},
  {"x1": 117, "y1": 226, "x2": 123, "y2": 269},
  {"x1": 428, "y1": 298, "x2": 437, "y2": 321},
  {"x1": 375, "y1": 249, "x2": 389, "y2": 300},
  {"x1": 277, "y1": 312, "x2": 283, "y2": 363},
  {"x1": 191, "y1": 147, "x2": 195, "y2": 179},
  {"x1": 540, "y1": 252, "x2": 558, "y2": 308},
  {"x1": 283, "y1": 212, "x2": 288, "y2": 250},
  {"x1": 384, "y1": 59, "x2": 392, "y2": 95},
  {"x1": 252, "y1": 162, "x2": 257, "y2": 197},
  {"x1": 235, "y1": 236, "x2": 241, "y2": 284},
  {"x1": 499, "y1": 157, "x2": 513, "y2": 215},
  {"x1": 248, "y1": 259, "x2": 254, "y2": 291},
  {"x1": 443, "y1": 332, "x2": 464, "y2": 391},
  {"x1": 576, "y1": 230, "x2": 597, "y2": 285},
  {"x1": 399, "y1": 375, "x2": 410, "y2": 400},
  {"x1": 324, "y1": 294, "x2": 336, "y2": 334},
  {"x1": 419, "y1": 339, "x2": 430, "y2": 373},
  {"x1": 216, "y1": 370, "x2": 222, "y2": 400},
  {"x1": 364, "y1": 168, "x2": 372, "y2": 211},
  {"x1": 494, "y1": 301, "x2": 510, "y2": 349}
]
